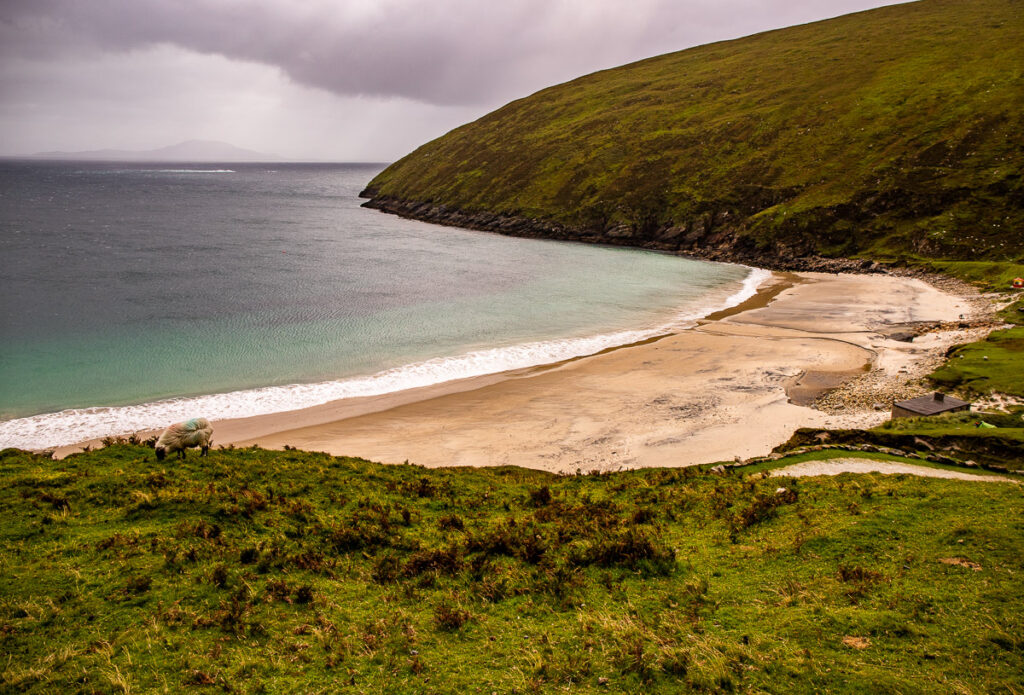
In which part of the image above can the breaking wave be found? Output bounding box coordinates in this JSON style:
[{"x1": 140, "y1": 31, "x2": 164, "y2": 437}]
[{"x1": 0, "y1": 268, "x2": 770, "y2": 450}]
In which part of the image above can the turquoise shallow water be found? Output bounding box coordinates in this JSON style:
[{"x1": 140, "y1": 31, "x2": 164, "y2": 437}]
[{"x1": 0, "y1": 162, "x2": 763, "y2": 448}]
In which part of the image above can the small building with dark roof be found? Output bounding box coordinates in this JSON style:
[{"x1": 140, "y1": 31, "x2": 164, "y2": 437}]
[{"x1": 892, "y1": 392, "x2": 970, "y2": 419}]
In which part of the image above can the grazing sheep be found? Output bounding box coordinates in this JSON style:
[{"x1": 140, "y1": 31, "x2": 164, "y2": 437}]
[{"x1": 155, "y1": 418, "x2": 213, "y2": 460}]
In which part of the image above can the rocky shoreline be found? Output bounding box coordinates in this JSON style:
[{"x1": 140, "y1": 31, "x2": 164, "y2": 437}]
[
  {"x1": 813, "y1": 316, "x2": 1002, "y2": 417},
  {"x1": 359, "y1": 193, "x2": 888, "y2": 275}
]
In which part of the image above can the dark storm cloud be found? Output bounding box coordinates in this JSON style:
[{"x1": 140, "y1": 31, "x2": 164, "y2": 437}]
[{"x1": 1, "y1": 0, "x2": 906, "y2": 106}]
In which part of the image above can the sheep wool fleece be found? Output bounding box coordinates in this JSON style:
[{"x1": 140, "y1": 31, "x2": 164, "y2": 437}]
[{"x1": 157, "y1": 418, "x2": 213, "y2": 451}]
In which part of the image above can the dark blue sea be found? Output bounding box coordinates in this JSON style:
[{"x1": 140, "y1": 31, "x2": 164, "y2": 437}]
[{"x1": 0, "y1": 161, "x2": 766, "y2": 448}]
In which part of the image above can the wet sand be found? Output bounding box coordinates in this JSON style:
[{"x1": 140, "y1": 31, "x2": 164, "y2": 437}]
[{"x1": 201, "y1": 272, "x2": 984, "y2": 473}]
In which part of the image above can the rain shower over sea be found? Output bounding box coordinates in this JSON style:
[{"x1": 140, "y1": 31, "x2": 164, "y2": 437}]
[{"x1": 0, "y1": 161, "x2": 768, "y2": 450}]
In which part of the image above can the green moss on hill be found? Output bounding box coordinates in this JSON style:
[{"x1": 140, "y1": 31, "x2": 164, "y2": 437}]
[{"x1": 365, "y1": 0, "x2": 1023, "y2": 264}]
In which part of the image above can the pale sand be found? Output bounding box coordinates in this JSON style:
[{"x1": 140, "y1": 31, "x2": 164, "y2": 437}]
[
  {"x1": 196, "y1": 271, "x2": 988, "y2": 473},
  {"x1": 771, "y1": 459, "x2": 1015, "y2": 482}
]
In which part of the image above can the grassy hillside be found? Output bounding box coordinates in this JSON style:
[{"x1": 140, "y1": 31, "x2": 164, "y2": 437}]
[
  {"x1": 363, "y1": 0, "x2": 1023, "y2": 266},
  {"x1": 924, "y1": 289, "x2": 1024, "y2": 398},
  {"x1": 3, "y1": 445, "x2": 1023, "y2": 693}
]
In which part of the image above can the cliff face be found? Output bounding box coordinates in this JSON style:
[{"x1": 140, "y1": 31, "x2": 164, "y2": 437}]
[{"x1": 362, "y1": 0, "x2": 1024, "y2": 268}]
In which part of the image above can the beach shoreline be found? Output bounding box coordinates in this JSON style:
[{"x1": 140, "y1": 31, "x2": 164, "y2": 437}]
[{"x1": 51, "y1": 269, "x2": 995, "y2": 470}]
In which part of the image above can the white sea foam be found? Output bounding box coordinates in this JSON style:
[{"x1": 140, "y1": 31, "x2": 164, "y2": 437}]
[{"x1": 0, "y1": 267, "x2": 771, "y2": 450}]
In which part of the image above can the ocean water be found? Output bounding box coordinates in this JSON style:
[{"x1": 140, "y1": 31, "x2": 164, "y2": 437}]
[{"x1": 0, "y1": 161, "x2": 766, "y2": 449}]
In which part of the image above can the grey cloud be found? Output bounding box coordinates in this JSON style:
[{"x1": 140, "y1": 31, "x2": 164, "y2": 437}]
[{"x1": 1, "y1": 0, "x2": 906, "y2": 106}]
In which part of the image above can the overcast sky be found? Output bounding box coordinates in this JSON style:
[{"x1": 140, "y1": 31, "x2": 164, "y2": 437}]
[{"x1": 0, "y1": 0, "x2": 908, "y2": 161}]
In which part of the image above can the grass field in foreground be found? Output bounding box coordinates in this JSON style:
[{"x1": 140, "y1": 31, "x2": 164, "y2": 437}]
[{"x1": 2, "y1": 445, "x2": 1022, "y2": 694}]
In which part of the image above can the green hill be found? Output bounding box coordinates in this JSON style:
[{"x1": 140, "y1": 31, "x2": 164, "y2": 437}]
[
  {"x1": 362, "y1": 0, "x2": 1023, "y2": 269},
  {"x1": 3, "y1": 445, "x2": 1023, "y2": 692}
]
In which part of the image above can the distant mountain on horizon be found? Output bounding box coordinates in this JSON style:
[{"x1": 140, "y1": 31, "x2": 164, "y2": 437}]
[{"x1": 30, "y1": 139, "x2": 284, "y2": 162}]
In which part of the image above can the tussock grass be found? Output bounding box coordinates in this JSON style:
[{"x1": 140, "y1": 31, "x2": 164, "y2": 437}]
[{"x1": 1, "y1": 444, "x2": 1022, "y2": 692}]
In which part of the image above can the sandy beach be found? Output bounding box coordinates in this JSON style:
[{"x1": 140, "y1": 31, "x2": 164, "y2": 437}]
[{"x1": 176, "y1": 271, "x2": 992, "y2": 473}]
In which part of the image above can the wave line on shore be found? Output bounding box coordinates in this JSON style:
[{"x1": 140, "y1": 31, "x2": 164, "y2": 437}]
[{"x1": 0, "y1": 267, "x2": 770, "y2": 450}]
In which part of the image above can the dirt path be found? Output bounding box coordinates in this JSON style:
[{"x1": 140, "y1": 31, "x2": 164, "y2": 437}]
[{"x1": 771, "y1": 458, "x2": 1016, "y2": 482}]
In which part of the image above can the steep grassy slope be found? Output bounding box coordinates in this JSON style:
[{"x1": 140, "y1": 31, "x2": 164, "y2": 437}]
[
  {"x1": 363, "y1": 0, "x2": 1023, "y2": 267},
  {"x1": 3, "y1": 445, "x2": 1023, "y2": 693}
]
